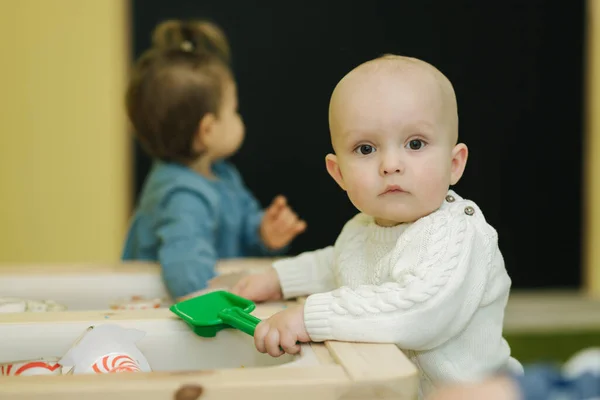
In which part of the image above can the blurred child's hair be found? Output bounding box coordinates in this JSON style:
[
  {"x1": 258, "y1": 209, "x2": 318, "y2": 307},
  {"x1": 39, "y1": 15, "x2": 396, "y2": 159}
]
[{"x1": 126, "y1": 20, "x2": 232, "y2": 163}]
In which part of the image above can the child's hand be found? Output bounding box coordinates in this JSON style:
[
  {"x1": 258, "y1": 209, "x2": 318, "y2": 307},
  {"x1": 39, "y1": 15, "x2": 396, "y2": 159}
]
[
  {"x1": 230, "y1": 269, "x2": 283, "y2": 302},
  {"x1": 260, "y1": 195, "x2": 306, "y2": 250},
  {"x1": 254, "y1": 305, "x2": 310, "y2": 357}
]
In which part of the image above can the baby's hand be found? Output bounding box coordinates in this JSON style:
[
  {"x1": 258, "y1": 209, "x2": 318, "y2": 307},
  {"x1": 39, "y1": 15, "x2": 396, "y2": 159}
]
[
  {"x1": 254, "y1": 305, "x2": 310, "y2": 357},
  {"x1": 230, "y1": 269, "x2": 283, "y2": 302},
  {"x1": 260, "y1": 196, "x2": 306, "y2": 250}
]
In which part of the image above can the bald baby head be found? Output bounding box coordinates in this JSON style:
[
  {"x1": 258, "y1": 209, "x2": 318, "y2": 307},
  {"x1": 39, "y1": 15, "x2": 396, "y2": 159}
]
[{"x1": 328, "y1": 55, "x2": 459, "y2": 150}]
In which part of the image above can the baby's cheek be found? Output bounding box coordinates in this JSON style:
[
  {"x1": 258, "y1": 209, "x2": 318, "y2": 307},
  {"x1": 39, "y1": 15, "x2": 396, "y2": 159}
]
[
  {"x1": 414, "y1": 164, "x2": 449, "y2": 202},
  {"x1": 345, "y1": 172, "x2": 374, "y2": 211},
  {"x1": 356, "y1": 168, "x2": 377, "y2": 190}
]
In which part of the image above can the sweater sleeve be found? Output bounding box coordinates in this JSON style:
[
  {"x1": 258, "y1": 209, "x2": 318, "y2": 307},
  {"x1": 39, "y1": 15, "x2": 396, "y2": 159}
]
[
  {"x1": 303, "y1": 203, "x2": 494, "y2": 350},
  {"x1": 272, "y1": 214, "x2": 370, "y2": 299},
  {"x1": 156, "y1": 190, "x2": 219, "y2": 299},
  {"x1": 272, "y1": 246, "x2": 337, "y2": 299}
]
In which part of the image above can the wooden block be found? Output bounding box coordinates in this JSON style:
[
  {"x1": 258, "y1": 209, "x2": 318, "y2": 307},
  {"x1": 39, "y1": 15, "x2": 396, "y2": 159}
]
[
  {"x1": 310, "y1": 343, "x2": 337, "y2": 365},
  {"x1": 326, "y1": 341, "x2": 418, "y2": 399}
]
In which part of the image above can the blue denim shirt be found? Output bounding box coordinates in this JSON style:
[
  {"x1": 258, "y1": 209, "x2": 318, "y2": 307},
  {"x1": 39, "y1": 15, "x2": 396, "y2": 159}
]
[{"x1": 122, "y1": 160, "x2": 283, "y2": 298}]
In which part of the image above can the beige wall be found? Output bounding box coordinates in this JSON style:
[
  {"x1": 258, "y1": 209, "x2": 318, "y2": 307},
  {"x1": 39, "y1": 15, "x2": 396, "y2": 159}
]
[
  {"x1": 0, "y1": 1, "x2": 131, "y2": 262},
  {"x1": 587, "y1": 0, "x2": 600, "y2": 296}
]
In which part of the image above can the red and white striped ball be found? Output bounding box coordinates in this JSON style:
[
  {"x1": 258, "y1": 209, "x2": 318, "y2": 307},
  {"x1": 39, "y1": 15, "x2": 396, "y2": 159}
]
[
  {"x1": 1, "y1": 358, "x2": 62, "y2": 376},
  {"x1": 91, "y1": 353, "x2": 141, "y2": 373}
]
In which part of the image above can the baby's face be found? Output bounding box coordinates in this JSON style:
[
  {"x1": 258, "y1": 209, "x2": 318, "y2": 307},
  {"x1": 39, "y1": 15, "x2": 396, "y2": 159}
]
[{"x1": 327, "y1": 61, "x2": 465, "y2": 225}]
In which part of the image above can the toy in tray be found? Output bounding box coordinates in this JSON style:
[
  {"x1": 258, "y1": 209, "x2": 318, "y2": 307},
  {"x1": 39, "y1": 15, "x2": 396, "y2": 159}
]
[
  {"x1": 109, "y1": 295, "x2": 164, "y2": 310},
  {"x1": 1, "y1": 324, "x2": 151, "y2": 377},
  {"x1": 0, "y1": 357, "x2": 62, "y2": 376},
  {"x1": 60, "y1": 324, "x2": 151, "y2": 374},
  {"x1": 169, "y1": 290, "x2": 301, "y2": 350},
  {"x1": 0, "y1": 297, "x2": 67, "y2": 313},
  {"x1": 170, "y1": 290, "x2": 260, "y2": 338}
]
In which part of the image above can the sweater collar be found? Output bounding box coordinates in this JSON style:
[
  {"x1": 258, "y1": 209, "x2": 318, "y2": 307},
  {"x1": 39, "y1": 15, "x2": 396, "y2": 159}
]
[
  {"x1": 366, "y1": 217, "x2": 410, "y2": 243},
  {"x1": 365, "y1": 189, "x2": 461, "y2": 242}
]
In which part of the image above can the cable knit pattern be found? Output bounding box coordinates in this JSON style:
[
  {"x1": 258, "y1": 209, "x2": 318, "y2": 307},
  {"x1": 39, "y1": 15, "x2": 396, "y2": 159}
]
[
  {"x1": 273, "y1": 190, "x2": 521, "y2": 399},
  {"x1": 273, "y1": 246, "x2": 337, "y2": 299},
  {"x1": 327, "y1": 209, "x2": 468, "y2": 317}
]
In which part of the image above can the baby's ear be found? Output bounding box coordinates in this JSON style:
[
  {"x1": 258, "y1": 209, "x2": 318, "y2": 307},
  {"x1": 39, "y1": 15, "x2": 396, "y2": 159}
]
[
  {"x1": 193, "y1": 113, "x2": 217, "y2": 154},
  {"x1": 325, "y1": 154, "x2": 346, "y2": 190},
  {"x1": 450, "y1": 143, "x2": 468, "y2": 185}
]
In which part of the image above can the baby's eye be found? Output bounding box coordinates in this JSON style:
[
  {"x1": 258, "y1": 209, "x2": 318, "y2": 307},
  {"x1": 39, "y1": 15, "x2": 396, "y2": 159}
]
[
  {"x1": 354, "y1": 144, "x2": 376, "y2": 155},
  {"x1": 406, "y1": 139, "x2": 426, "y2": 150}
]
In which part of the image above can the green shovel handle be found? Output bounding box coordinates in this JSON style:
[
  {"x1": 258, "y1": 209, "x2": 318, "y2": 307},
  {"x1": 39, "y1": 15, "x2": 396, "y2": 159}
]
[
  {"x1": 219, "y1": 307, "x2": 263, "y2": 337},
  {"x1": 219, "y1": 307, "x2": 301, "y2": 350}
]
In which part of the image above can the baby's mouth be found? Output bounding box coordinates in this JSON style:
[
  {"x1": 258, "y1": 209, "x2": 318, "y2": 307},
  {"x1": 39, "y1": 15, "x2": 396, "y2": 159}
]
[{"x1": 380, "y1": 185, "x2": 407, "y2": 196}]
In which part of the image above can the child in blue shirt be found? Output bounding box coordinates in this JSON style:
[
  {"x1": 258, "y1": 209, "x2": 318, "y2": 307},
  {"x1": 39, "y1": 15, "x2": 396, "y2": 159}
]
[{"x1": 122, "y1": 20, "x2": 306, "y2": 300}]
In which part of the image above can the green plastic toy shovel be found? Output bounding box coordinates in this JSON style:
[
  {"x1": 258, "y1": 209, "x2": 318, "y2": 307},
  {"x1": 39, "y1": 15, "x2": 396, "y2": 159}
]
[{"x1": 169, "y1": 290, "x2": 262, "y2": 338}]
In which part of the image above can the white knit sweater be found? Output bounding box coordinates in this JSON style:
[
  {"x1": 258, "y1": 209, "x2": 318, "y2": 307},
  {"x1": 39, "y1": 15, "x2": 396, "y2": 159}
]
[{"x1": 273, "y1": 190, "x2": 522, "y2": 398}]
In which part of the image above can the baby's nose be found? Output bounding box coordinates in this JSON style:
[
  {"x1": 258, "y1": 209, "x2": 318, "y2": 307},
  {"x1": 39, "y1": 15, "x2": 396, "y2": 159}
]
[
  {"x1": 383, "y1": 167, "x2": 401, "y2": 174},
  {"x1": 380, "y1": 154, "x2": 404, "y2": 175}
]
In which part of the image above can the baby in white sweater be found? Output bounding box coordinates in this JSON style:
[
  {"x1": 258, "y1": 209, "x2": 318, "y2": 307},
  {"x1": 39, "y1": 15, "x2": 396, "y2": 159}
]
[{"x1": 231, "y1": 54, "x2": 522, "y2": 397}]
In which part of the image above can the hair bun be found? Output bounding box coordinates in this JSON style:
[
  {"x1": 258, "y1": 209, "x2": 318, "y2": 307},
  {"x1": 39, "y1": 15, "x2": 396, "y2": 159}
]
[{"x1": 152, "y1": 19, "x2": 230, "y2": 63}]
